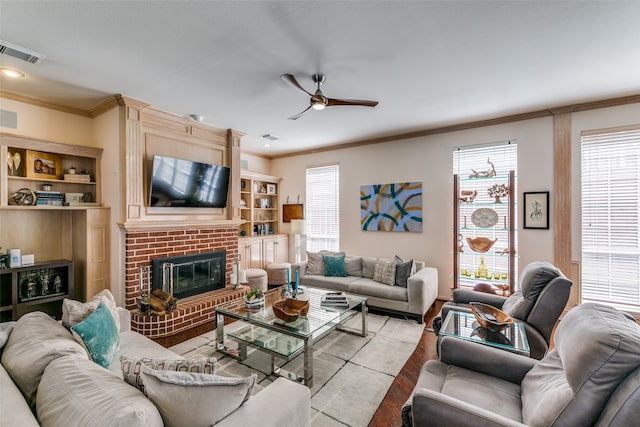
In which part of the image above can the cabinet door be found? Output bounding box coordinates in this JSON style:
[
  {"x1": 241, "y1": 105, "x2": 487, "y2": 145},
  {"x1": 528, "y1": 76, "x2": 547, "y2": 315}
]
[
  {"x1": 263, "y1": 235, "x2": 289, "y2": 266},
  {"x1": 275, "y1": 235, "x2": 289, "y2": 263},
  {"x1": 240, "y1": 238, "x2": 263, "y2": 269}
]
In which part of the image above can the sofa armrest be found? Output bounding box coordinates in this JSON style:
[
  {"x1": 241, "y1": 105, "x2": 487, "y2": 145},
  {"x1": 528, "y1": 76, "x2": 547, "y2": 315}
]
[
  {"x1": 216, "y1": 378, "x2": 311, "y2": 427},
  {"x1": 116, "y1": 307, "x2": 131, "y2": 332},
  {"x1": 452, "y1": 289, "x2": 507, "y2": 307},
  {"x1": 291, "y1": 261, "x2": 308, "y2": 278},
  {"x1": 406, "y1": 266, "x2": 438, "y2": 317},
  {"x1": 439, "y1": 336, "x2": 537, "y2": 384},
  {"x1": 410, "y1": 387, "x2": 527, "y2": 427}
]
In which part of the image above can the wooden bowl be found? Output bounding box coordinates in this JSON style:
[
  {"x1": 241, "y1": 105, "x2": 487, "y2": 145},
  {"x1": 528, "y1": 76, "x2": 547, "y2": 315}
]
[
  {"x1": 469, "y1": 302, "x2": 513, "y2": 332},
  {"x1": 273, "y1": 298, "x2": 310, "y2": 322},
  {"x1": 466, "y1": 237, "x2": 498, "y2": 253}
]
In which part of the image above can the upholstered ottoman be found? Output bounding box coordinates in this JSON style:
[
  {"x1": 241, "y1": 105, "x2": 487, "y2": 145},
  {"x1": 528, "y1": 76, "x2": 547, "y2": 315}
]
[
  {"x1": 246, "y1": 269, "x2": 268, "y2": 292},
  {"x1": 266, "y1": 263, "x2": 291, "y2": 288}
]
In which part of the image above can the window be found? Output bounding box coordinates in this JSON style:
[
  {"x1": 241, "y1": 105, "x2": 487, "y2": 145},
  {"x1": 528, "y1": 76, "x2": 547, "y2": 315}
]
[
  {"x1": 581, "y1": 127, "x2": 640, "y2": 313},
  {"x1": 306, "y1": 164, "x2": 340, "y2": 251}
]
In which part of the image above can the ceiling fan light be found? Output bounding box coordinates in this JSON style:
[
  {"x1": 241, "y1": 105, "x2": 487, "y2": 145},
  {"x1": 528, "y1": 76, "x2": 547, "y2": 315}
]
[{"x1": 311, "y1": 103, "x2": 325, "y2": 111}]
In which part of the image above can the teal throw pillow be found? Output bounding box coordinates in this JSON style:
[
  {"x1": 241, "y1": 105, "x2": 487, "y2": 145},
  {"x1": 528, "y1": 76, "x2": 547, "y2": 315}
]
[
  {"x1": 71, "y1": 301, "x2": 120, "y2": 368},
  {"x1": 323, "y1": 254, "x2": 348, "y2": 277}
]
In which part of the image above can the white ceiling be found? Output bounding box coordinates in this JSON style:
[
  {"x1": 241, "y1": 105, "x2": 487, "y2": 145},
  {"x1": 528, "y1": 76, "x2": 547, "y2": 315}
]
[{"x1": 1, "y1": 1, "x2": 639, "y2": 156}]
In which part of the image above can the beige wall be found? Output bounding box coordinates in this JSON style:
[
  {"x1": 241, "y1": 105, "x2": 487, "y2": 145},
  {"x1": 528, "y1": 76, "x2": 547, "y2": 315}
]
[
  {"x1": 241, "y1": 152, "x2": 271, "y2": 175},
  {"x1": 272, "y1": 103, "x2": 640, "y2": 300}
]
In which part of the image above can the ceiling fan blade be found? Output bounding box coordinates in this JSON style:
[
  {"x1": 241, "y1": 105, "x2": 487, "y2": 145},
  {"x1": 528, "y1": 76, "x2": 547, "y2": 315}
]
[
  {"x1": 288, "y1": 106, "x2": 312, "y2": 120},
  {"x1": 281, "y1": 74, "x2": 313, "y2": 96},
  {"x1": 327, "y1": 98, "x2": 379, "y2": 107}
]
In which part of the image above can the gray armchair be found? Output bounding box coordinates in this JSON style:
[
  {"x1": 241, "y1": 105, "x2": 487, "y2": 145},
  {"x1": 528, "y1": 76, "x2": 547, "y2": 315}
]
[
  {"x1": 433, "y1": 261, "x2": 572, "y2": 359},
  {"x1": 403, "y1": 303, "x2": 640, "y2": 427}
]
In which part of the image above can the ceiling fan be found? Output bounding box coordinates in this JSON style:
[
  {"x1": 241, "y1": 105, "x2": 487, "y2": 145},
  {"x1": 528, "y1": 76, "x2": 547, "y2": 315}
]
[{"x1": 281, "y1": 73, "x2": 378, "y2": 120}]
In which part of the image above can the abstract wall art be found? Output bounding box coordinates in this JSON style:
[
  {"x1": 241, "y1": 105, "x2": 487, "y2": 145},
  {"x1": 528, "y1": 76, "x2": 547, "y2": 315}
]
[{"x1": 360, "y1": 182, "x2": 423, "y2": 232}]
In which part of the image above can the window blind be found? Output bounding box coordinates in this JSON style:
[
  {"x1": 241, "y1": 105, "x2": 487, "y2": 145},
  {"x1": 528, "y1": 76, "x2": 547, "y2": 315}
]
[
  {"x1": 306, "y1": 164, "x2": 340, "y2": 251},
  {"x1": 581, "y1": 127, "x2": 640, "y2": 313}
]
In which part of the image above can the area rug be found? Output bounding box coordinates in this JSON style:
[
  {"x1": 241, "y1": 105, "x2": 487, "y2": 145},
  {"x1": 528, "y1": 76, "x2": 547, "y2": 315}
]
[{"x1": 169, "y1": 313, "x2": 425, "y2": 427}]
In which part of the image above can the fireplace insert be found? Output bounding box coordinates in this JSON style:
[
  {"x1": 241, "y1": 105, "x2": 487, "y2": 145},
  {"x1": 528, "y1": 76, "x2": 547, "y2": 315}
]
[{"x1": 151, "y1": 251, "x2": 226, "y2": 299}]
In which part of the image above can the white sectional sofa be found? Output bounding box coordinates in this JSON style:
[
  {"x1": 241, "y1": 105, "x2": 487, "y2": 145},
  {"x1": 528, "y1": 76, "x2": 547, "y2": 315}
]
[
  {"x1": 0, "y1": 307, "x2": 311, "y2": 427},
  {"x1": 292, "y1": 252, "x2": 438, "y2": 323}
]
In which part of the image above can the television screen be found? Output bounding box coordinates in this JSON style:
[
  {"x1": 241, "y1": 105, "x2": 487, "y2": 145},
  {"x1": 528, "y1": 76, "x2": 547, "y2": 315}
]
[{"x1": 149, "y1": 155, "x2": 230, "y2": 208}]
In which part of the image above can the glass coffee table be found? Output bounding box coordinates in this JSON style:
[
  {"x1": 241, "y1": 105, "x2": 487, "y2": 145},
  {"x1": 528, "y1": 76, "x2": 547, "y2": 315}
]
[
  {"x1": 215, "y1": 286, "x2": 367, "y2": 387},
  {"x1": 440, "y1": 310, "x2": 530, "y2": 356}
]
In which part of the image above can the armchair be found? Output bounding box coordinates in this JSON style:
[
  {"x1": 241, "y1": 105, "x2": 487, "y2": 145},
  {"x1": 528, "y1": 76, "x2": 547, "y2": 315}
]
[
  {"x1": 433, "y1": 261, "x2": 572, "y2": 359},
  {"x1": 403, "y1": 303, "x2": 640, "y2": 427}
]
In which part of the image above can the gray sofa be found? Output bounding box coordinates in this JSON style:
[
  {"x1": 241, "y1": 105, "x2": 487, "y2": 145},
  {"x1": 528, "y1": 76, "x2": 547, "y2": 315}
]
[
  {"x1": 0, "y1": 308, "x2": 311, "y2": 427},
  {"x1": 292, "y1": 253, "x2": 438, "y2": 323},
  {"x1": 402, "y1": 303, "x2": 640, "y2": 427}
]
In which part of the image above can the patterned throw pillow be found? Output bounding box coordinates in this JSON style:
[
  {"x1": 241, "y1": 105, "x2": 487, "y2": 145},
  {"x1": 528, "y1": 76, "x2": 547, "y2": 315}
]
[
  {"x1": 121, "y1": 356, "x2": 217, "y2": 394},
  {"x1": 394, "y1": 255, "x2": 414, "y2": 288},
  {"x1": 323, "y1": 254, "x2": 348, "y2": 277},
  {"x1": 373, "y1": 259, "x2": 396, "y2": 286},
  {"x1": 62, "y1": 289, "x2": 120, "y2": 332}
]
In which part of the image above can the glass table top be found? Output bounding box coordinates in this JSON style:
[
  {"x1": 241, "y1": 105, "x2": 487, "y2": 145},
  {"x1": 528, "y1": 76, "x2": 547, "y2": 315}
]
[
  {"x1": 216, "y1": 286, "x2": 367, "y2": 340},
  {"x1": 440, "y1": 310, "x2": 530, "y2": 355}
]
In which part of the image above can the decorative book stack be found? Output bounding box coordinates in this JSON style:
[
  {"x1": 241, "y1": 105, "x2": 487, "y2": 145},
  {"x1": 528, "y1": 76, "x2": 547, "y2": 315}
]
[
  {"x1": 36, "y1": 191, "x2": 64, "y2": 206},
  {"x1": 321, "y1": 292, "x2": 349, "y2": 307},
  {"x1": 63, "y1": 173, "x2": 91, "y2": 182}
]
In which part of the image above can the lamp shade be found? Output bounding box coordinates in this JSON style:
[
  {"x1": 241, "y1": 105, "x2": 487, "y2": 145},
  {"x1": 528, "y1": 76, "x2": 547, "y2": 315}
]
[{"x1": 291, "y1": 219, "x2": 306, "y2": 235}]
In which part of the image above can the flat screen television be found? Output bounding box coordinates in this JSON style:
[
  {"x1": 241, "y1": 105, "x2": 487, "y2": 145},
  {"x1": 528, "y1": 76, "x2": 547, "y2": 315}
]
[{"x1": 149, "y1": 155, "x2": 230, "y2": 208}]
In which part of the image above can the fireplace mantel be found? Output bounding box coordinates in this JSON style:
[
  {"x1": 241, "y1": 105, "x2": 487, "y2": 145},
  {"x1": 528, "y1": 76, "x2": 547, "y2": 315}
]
[{"x1": 119, "y1": 219, "x2": 245, "y2": 232}]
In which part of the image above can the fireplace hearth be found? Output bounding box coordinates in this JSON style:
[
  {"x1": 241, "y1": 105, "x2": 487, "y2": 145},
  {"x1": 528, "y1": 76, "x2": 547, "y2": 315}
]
[{"x1": 151, "y1": 251, "x2": 226, "y2": 299}]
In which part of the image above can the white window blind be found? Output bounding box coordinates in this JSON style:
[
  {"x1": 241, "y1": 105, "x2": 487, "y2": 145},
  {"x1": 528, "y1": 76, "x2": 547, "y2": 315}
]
[
  {"x1": 581, "y1": 127, "x2": 640, "y2": 313},
  {"x1": 453, "y1": 141, "x2": 517, "y2": 178},
  {"x1": 306, "y1": 164, "x2": 340, "y2": 251}
]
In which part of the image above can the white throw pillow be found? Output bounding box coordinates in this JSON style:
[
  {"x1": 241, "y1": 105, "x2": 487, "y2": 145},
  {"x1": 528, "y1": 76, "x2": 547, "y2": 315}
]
[
  {"x1": 121, "y1": 355, "x2": 217, "y2": 394},
  {"x1": 140, "y1": 365, "x2": 256, "y2": 427},
  {"x1": 62, "y1": 289, "x2": 120, "y2": 332},
  {"x1": 37, "y1": 355, "x2": 163, "y2": 427},
  {"x1": 0, "y1": 312, "x2": 87, "y2": 410}
]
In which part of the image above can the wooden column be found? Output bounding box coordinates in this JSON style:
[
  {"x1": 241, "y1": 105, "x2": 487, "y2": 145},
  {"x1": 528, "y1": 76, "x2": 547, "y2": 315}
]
[
  {"x1": 552, "y1": 110, "x2": 573, "y2": 280},
  {"x1": 228, "y1": 129, "x2": 244, "y2": 222}
]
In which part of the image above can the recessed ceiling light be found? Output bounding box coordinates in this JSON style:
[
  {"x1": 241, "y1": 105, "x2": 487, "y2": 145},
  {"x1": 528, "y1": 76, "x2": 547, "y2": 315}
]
[
  {"x1": 0, "y1": 68, "x2": 25, "y2": 78},
  {"x1": 189, "y1": 114, "x2": 204, "y2": 122},
  {"x1": 264, "y1": 143, "x2": 271, "y2": 148}
]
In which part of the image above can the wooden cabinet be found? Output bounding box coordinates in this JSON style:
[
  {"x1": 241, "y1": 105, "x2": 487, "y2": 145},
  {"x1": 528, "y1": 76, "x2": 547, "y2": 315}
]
[
  {"x1": 453, "y1": 171, "x2": 516, "y2": 295},
  {"x1": 239, "y1": 235, "x2": 289, "y2": 270},
  {"x1": 239, "y1": 172, "x2": 281, "y2": 238},
  {"x1": 0, "y1": 133, "x2": 110, "y2": 304},
  {"x1": 0, "y1": 260, "x2": 74, "y2": 321}
]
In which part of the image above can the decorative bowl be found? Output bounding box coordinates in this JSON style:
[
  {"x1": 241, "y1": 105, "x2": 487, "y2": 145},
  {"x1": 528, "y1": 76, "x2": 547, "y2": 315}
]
[
  {"x1": 466, "y1": 237, "x2": 498, "y2": 253},
  {"x1": 469, "y1": 302, "x2": 513, "y2": 332},
  {"x1": 273, "y1": 298, "x2": 310, "y2": 322}
]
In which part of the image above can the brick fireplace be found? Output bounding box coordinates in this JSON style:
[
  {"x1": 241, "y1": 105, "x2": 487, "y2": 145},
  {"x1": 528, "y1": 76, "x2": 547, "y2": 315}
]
[{"x1": 124, "y1": 225, "x2": 246, "y2": 345}]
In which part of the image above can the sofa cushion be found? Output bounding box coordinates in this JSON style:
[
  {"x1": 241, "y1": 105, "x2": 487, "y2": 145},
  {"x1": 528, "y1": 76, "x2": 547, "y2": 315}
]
[
  {"x1": 373, "y1": 259, "x2": 396, "y2": 286},
  {"x1": 521, "y1": 303, "x2": 640, "y2": 426},
  {"x1": 140, "y1": 364, "x2": 256, "y2": 427},
  {"x1": 299, "y1": 275, "x2": 361, "y2": 292},
  {"x1": 323, "y1": 253, "x2": 348, "y2": 277},
  {"x1": 348, "y1": 278, "x2": 409, "y2": 302},
  {"x1": 0, "y1": 364, "x2": 38, "y2": 427},
  {"x1": 344, "y1": 256, "x2": 363, "y2": 277},
  {"x1": 1, "y1": 311, "x2": 87, "y2": 409},
  {"x1": 362, "y1": 256, "x2": 377, "y2": 279},
  {"x1": 394, "y1": 255, "x2": 414, "y2": 288},
  {"x1": 37, "y1": 355, "x2": 163, "y2": 427},
  {"x1": 121, "y1": 356, "x2": 217, "y2": 394},
  {"x1": 502, "y1": 261, "x2": 560, "y2": 320},
  {"x1": 62, "y1": 288, "x2": 120, "y2": 332},
  {"x1": 71, "y1": 301, "x2": 120, "y2": 368}
]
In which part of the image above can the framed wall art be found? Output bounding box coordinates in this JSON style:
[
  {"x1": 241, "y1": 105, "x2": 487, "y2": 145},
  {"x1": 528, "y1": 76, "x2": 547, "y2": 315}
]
[
  {"x1": 360, "y1": 182, "x2": 423, "y2": 232},
  {"x1": 523, "y1": 191, "x2": 549, "y2": 229},
  {"x1": 26, "y1": 150, "x2": 62, "y2": 180},
  {"x1": 283, "y1": 204, "x2": 304, "y2": 222},
  {"x1": 7, "y1": 148, "x2": 26, "y2": 177}
]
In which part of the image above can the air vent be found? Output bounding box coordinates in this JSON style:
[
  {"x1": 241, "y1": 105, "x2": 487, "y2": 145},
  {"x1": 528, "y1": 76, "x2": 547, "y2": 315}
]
[{"x1": 0, "y1": 40, "x2": 46, "y2": 64}]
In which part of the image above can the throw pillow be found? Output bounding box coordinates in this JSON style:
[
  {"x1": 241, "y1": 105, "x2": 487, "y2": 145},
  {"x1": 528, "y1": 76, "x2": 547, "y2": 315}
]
[
  {"x1": 140, "y1": 364, "x2": 257, "y2": 427},
  {"x1": 121, "y1": 356, "x2": 217, "y2": 394},
  {"x1": 62, "y1": 288, "x2": 120, "y2": 332},
  {"x1": 373, "y1": 259, "x2": 396, "y2": 286},
  {"x1": 345, "y1": 256, "x2": 363, "y2": 277},
  {"x1": 0, "y1": 321, "x2": 16, "y2": 352},
  {"x1": 0, "y1": 312, "x2": 87, "y2": 410},
  {"x1": 306, "y1": 250, "x2": 345, "y2": 275},
  {"x1": 71, "y1": 301, "x2": 120, "y2": 369},
  {"x1": 394, "y1": 255, "x2": 414, "y2": 288},
  {"x1": 362, "y1": 256, "x2": 377, "y2": 279},
  {"x1": 323, "y1": 254, "x2": 348, "y2": 277},
  {"x1": 37, "y1": 355, "x2": 163, "y2": 427}
]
